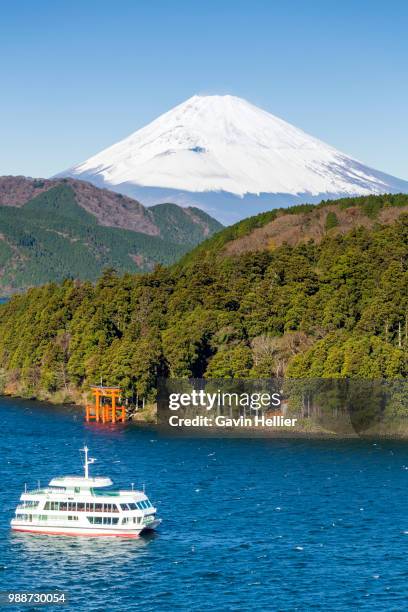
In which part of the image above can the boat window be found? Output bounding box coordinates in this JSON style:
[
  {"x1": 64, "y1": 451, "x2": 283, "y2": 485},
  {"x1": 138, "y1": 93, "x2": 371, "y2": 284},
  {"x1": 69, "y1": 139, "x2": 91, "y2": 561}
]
[
  {"x1": 21, "y1": 514, "x2": 33, "y2": 522},
  {"x1": 85, "y1": 503, "x2": 94, "y2": 512},
  {"x1": 60, "y1": 502, "x2": 68, "y2": 511},
  {"x1": 68, "y1": 515, "x2": 78, "y2": 521},
  {"x1": 45, "y1": 501, "x2": 61, "y2": 511},
  {"x1": 113, "y1": 505, "x2": 120, "y2": 513},
  {"x1": 102, "y1": 517, "x2": 118, "y2": 525},
  {"x1": 68, "y1": 502, "x2": 76, "y2": 512},
  {"x1": 77, "y1": 503, "x2": 85, "y2": 512},
  {"x1": 95, "y1": 504, "x2": 103, "y2": 512},
  {"x1": 21, "y1": 500, "x2": 39, "y2": 509},
  {"x1": 74, "y1": 487, "x2": 80, "y2": 493},
  {"x1": 128, "y1": 503, "x2": 137, "y2": 511},
  {"x1": 120, "y1": 504, "x2": 129, "y2": 511}
]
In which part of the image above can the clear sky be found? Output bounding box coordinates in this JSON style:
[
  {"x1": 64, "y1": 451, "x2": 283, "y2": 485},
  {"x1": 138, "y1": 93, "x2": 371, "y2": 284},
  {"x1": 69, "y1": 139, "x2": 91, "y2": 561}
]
[{"x1": 1, "y1": 0, "x2": 407, "y2": 179}]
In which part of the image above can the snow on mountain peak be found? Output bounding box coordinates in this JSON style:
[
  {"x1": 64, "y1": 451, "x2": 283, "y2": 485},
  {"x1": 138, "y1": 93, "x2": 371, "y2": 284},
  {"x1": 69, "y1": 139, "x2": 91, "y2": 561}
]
[{"x1": 60, "y1": 94, "x2": 407, "y2": 213}]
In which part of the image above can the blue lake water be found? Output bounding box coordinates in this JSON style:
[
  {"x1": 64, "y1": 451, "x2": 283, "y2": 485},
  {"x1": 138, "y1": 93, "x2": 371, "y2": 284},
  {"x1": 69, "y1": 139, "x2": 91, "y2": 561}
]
[{"x1": 1, "y1": 398, "x2": 408, "y2": 611}]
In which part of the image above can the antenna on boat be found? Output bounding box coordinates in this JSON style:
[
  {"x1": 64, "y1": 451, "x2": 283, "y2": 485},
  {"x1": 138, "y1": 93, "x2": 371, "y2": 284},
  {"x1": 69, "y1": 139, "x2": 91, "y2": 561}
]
[
  {"x1": 131, "y1": 482, "x2": 134, "y2": 491},
  {"x1": 37, "y1": 480, "x2": 40, "y2": 490},
  {"x1": 81, "y1": 446, "x2": 96, "y2": 479},
  {"x1": 24, "y1": 483, "x2": 27, "y2": 493}
]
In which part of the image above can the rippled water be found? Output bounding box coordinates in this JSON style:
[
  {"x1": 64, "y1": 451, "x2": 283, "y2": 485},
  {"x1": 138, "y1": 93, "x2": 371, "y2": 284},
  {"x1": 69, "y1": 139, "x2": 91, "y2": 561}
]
[{"x1": 1, "y1": 398, "x2": 408, "y2": 611}]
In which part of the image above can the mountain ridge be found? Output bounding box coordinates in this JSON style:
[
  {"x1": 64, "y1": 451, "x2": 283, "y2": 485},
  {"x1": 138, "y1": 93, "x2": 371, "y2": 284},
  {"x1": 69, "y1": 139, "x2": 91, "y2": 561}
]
[
  {"x1": 0, "y1": 175, "x2": 222, "y2": 238},
  {"x1": 0, "y1": 177, "x2": 223, "y2": 294}
]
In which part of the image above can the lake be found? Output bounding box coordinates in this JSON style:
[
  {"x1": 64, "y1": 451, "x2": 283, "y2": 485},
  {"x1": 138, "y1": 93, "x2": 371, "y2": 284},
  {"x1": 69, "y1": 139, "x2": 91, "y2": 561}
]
[{"x1": 1, "y1": 397, "x2": 408, "y2": 611}]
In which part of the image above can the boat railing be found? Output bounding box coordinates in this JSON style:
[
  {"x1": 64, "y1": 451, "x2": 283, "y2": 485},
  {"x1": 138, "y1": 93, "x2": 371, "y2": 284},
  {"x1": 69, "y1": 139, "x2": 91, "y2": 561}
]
[{"x1": 25, "y1": 487, "x2": 66, "y2": 495}]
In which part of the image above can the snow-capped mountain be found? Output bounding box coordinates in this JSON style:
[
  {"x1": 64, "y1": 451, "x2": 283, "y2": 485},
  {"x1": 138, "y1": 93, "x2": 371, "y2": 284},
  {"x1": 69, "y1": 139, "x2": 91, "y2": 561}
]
[{"x1": 59, "y1": 95, "x2": 408, "y2": 223}]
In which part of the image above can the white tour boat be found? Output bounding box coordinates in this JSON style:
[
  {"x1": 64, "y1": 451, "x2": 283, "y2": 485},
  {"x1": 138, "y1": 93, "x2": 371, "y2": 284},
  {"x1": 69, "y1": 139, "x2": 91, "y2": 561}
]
[{"x1": 11, "y1": 447, "x2": 161, "y2": 537}]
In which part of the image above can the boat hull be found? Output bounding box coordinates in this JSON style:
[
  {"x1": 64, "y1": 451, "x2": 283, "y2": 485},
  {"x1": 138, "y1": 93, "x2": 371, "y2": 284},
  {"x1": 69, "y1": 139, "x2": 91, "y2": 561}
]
[{"x1": 11, "y1": 520, "x2": 161, "y2": 538}]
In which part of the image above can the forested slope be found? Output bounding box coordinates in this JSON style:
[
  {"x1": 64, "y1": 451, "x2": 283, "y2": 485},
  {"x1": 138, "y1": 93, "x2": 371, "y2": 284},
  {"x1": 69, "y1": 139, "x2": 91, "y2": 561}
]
[
  {"x1": 0, "y1": 179, "x2": 222, "y2": 294},
  {"x1": 0, "y1": 193, "x2": 407, "y2": 403}
]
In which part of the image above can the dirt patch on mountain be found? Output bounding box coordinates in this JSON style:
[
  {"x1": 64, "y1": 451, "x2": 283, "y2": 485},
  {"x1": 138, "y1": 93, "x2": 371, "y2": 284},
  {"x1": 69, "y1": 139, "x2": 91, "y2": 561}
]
[{"x1": 223, "y1": 204, "x2": 408, "y2": 256}]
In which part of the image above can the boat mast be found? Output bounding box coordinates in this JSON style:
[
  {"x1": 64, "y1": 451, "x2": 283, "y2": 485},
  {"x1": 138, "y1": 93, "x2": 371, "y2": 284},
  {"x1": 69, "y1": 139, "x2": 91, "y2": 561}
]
[{"x1": 81, "y1": 446, "x2": 94, "y2": 479}]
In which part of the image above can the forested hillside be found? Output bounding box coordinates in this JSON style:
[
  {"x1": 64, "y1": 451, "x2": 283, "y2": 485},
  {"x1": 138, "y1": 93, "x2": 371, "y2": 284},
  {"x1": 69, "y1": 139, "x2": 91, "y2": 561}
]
[
  {"x1": 0, "y1": 179, "x2": 222, "y2": 294},
  {"x1": 0, "y1": 193, "x2": 407, "y2": 403},
  {"x1": 178, "y1": 193, "x2": 408, "y2": 266}
]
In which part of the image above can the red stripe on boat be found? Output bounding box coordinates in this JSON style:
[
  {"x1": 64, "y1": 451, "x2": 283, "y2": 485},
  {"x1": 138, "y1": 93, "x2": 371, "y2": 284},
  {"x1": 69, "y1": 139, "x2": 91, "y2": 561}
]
[{"x1": 12, "y1": 527, "x2": 139, "y2": 538}]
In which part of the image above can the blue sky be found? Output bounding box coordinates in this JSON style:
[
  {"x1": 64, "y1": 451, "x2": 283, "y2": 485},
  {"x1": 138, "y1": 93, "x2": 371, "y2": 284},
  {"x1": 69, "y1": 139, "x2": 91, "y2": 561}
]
[{"x1": 1, "y1": 0, "x2": 407, "y2": 179}]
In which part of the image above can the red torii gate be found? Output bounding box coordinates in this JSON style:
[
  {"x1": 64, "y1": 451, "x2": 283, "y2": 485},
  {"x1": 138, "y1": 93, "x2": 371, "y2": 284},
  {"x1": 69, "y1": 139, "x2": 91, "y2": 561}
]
[{"x1": 85, "y1": 386, "x2": 126, "y2": 423}]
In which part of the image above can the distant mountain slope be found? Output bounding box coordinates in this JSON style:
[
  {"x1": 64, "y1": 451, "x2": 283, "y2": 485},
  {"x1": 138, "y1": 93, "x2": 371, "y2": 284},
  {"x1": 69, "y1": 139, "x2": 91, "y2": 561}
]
[
  {"x1": 58, "y1": 95, "x2": 408, "y2": 223},
  {"x1": 149, "y1": 202, "x2": 221, "y2": 245},
  {"x1": 0, "y1": 176, "x2": 222, "y2": 239},
  {"x1": 0, "y1": 175, "x2": 158, "y2": 234},
  {"x1": 0, "y1": 179, "x2": 223, "y2": 294}
]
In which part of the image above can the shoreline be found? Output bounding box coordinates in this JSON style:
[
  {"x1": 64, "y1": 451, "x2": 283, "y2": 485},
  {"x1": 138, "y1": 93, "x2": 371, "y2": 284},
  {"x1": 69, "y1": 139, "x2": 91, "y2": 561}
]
[{"x1": 2, "y1": 393, "x2": 408, "y2": 440}]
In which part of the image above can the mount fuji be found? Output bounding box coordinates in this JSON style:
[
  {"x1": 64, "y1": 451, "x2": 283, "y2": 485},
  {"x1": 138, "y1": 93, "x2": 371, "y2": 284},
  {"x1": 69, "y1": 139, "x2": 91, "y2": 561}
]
[{"x1": 58, "y1": 95, "x2": 408, "y2": 223}]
